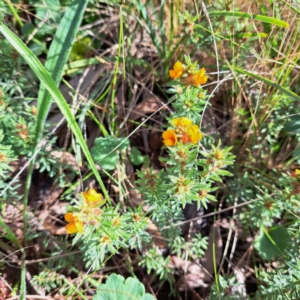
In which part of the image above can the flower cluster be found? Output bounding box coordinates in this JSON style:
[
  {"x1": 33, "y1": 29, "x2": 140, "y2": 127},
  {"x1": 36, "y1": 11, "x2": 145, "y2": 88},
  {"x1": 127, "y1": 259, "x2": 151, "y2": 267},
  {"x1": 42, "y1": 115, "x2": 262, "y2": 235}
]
[
  {"x1": 168, "y1": 61, "x2": 208, "y2": 86},
  {"x1": 64, "y1": 188, "x2": 105, "y2": 234},
  {"x1": 162, "y1": 117, "x2": 202, "y2": 147},
  {"x1": 65, "y1": 212, "x2": 83, "y2": 234},
  {"x1": 291, "y1": 169, "x2": 300, "y2": 179}
]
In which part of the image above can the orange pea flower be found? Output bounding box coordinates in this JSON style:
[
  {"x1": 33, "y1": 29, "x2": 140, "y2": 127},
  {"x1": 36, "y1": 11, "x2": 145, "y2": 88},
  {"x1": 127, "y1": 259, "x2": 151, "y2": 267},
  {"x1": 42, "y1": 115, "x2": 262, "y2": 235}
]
[
  {"x1": 163, "y1": 117, "x2": 202, "y2": 146},
  {"x1": 291, "y1": 169, "x2": 300, "y2": 178},
  {"x1": 64, "y1": 213, "x2": 83, "y2": 234},
  {"x1": 181, "y1": 126, "x2": 202, "y2": 144},
  {"x1": 192, "y1": 68, "x2": 208, "y2": 85},
  {"x1": 162, "y1": 129, "x2": 177, "y2": 146},
  {"x1": 187, "y1": 124, "x2": 202, "y2": 144},
  {"x1": 184, "y1": 68, "x2": 208, "y2": 86},
  {"x1": 172, "y1": 117, "x2": 202, "y2": 144},
  {"x1": 172, "y1": 117, "x2": 193, "y2": 129},
  {"x1": 82, "y1": 188, "x2": 105, "y2": 207},
  {"x1": 169, "y1": 61, "x2": 184, "y2": 79}
]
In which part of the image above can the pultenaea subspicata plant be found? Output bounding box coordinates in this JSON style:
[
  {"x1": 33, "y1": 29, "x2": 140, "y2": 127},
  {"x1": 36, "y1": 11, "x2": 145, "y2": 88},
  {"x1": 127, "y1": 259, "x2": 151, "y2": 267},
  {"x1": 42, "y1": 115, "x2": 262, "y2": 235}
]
[
  {"x1": 64, "y1": 56, "x2": 234, "y2": 278},
  {"x1": 64, "y1": 188, "x2": 150, "y2": 269},
  {"x1": 137, "y1": 55, "x2": 234, "y2": 232},
  {"x1": 64, "y1": 188, "x2": 106, "y2": 234},
  {"x1": 136, "y1": 56, "x2": 235, "y2": 279}
]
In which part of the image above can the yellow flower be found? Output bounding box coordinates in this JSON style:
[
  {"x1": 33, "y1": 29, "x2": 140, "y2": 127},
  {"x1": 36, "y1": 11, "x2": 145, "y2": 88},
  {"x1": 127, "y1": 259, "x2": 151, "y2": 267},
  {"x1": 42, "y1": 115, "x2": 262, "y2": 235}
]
[
  {"x1": 291, "y1": 169, "x2": 300, "y2": 178},
  {"x1": 187, "y1": 124, "x2": 202, "y2": 144},
  {"x1": 162, "y1": 129, "x2": 177, "y2": 146},
  {"x1": 64, "y1": 213, "x2": 83, "y2": 234},
  {"x1": 82, "y1": 188, "x2": 104, "y2": 207},
  {"x1": 163, "y1": 117, "x2": 202, "y2": 146},
  {"x1": 31, "y1": 106, "x2": 37, "y2": 115},
  {"x1": 192, "y1": 68, "x2": 208, "y2": 86},
  {"x1": 172, "y1": 117, "x2": 193, "y2": 129},
  {"x1": 184, "y1": 68, "x2": 208, "y2": 86},
  {"x1": 169, "y1": 61, "x2": 184, "y2": 79},
  {"x1": 0, "y1": 153, "x2": 7, "y2": 162},
  {"x1": 171, "y1": 117, "x2": 202, "y2": 144}
]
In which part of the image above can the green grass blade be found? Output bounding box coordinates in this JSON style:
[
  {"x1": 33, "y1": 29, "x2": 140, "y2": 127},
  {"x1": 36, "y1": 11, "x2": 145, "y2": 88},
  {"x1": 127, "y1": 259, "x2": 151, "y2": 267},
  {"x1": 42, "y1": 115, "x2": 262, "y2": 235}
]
[
  {"x1": 130, "y1": 0, "x2": 162, "y2": 56},
  {"x1": 230, "y1": 66, "x2": 300, "y2": 102},
  {"x1": 0, "y1": 216, "x2": 22, "y2": 249},
  {"x1": 0, "y1": 24, "x2": 110, "y2": 201},
  {"x1": 37, "y1": 0, "x2": 89, "y2": 119},
  {"x1": 33, "y1": 0, "x2": 89, "y2": 191},
  {"x1": 3, "y1": 2, "x2": 89, "y2": 297},
  {"x1": 279, "y1": 0, "x2": 300, "y2": 15},
  {"x1": 209, "y1": 11, "x2": 289, "y2": 28},
  {"x1": 4, "y1": 0, "x2": 24, "y2": 27}
]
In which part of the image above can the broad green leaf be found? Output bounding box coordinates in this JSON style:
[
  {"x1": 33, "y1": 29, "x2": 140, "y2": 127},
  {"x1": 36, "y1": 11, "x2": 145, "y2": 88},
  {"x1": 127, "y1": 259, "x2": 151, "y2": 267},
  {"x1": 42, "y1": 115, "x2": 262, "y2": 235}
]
[
  {"x1": 254, "y1": 226, "x2": 290, "y2": 260},
  {"x1": 69, "y1": 36, "x2": 93, "y2": 61},
  {"x1": 91, "y1": 136, "x2": 129, "y2": 170},
  {"x1": 234, "y1": 32, "x2": 268, "y2": 38},
  {"x1": 93, "y1": 273, "x2": 155, "y2": 300},
  {"x1": 209, "y1": 11, "x2": 289, "y2": 28},
  {"x1": 28, "y1": 41, "x2": 46, "y2": 56},
  {"x1": 36, "y1": 0, "x2": 89, "y2": 138},
  {"x1": 130, "y1": 146, "x2": 144, "y2": 166},
  {"x1": 283, "y1": 116, "x2": 300, "y2": 134}
]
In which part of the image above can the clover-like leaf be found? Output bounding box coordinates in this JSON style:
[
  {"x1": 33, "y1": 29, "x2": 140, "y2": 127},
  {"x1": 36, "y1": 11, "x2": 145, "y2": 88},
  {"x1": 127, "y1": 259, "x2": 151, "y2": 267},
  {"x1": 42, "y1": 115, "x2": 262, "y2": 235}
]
[
  {"x1": 93, "y1": 273, "x2": 155, "y2": 300},
  {"x1": 91, "y1": 136, "x2": 129, "y2": 170},
  {"x1": 254, "y1": 226, "x2": 290, "y2": 260},
  {"x1": 130, "y1": 146, "x2": 144, "y2": 166}
]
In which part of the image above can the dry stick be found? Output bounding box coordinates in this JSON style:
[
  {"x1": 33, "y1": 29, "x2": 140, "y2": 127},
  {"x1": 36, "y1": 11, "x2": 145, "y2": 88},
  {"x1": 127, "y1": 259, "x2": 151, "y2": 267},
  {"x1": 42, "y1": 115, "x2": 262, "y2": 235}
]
[
  {"x1": 7, "y1": 296, "x2": 53, "y2": 300},
  {"x1": 218, "y1": 220, "x2": 233, "y2": 275},
  {"x1": 236, "y1": 245, "x2": 253, "y2": 270},
  {"x1": 201, "y1": 0, "x2": 220, "y2": 86},
  {"x1": 228, "y1": 222, "x2": 239, "y2": 274},
  {"x1": 162, "y1": 197, "x2": 263, "y2": 230},
  {"x1": 218, "y1": 195, "x2": 238, "y2": 274},
  {"x1": 24, "y1": 250, "x2": 82, "y2": 265},
  {"x1": 200, "y1": 73, "x2": 233, "y2": 127}
]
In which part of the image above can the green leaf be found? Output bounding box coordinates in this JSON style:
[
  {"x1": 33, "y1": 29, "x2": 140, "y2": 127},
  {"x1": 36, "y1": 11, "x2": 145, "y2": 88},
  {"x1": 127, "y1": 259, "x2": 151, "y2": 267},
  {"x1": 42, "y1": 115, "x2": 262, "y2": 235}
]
[
  {"x1": 91, "y1": 136, "x2": 129, "y2": 170},
  {"x1": 0, "y1": 216, "x2": 22, "y2": 249},
  {"x1": 29, "y1": 0, "x2": 61, "y2": 36},
  {"x1": 93, "y1": 273, "x2": 155, "y2": 300},
  {"x1": 130, "y1": 146, "x2": 144, "y2": 166},
  {"x1": 292, "y1": 147, "x2": 300, "y2": 164},
  {"x1": 69, "y1": 36, "x2": 93, "y2": 61},
  {"x1": 254, "y1": 226, "x2": 290, "y2": 260},
  {"x1": 209, "y1": 11, "x2": 289, "y2": 28},
  {"x1": 283, "y1": 116, "x2": 300, "y2": 134},
  {"x1": 28, "y1": 41, "x2": 46, "y2": 56},
  {"x1": 36, "y1": 0, "x2": 89, "y2": 141}
]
